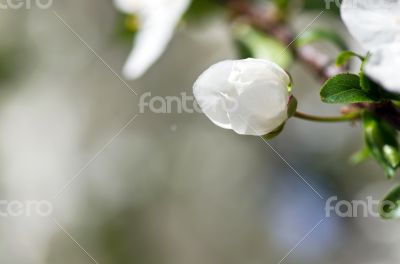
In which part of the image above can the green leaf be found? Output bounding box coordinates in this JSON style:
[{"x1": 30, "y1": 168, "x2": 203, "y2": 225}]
[
  {"x1": 320, "y1": 74, "x2": 376, "y2": 104},
  {"x1": 295, "y1": 28, "x2": 348, "y2": 51},
  {"x1": 383, "y1": 145, "x2": 400, "y2": 168},
  {"x1": 380, "y1": 184, "x2": 400, "y2": 219},
  {"x1": 359, "y1": 53, "x2": 380, "y2": 94},
  {"x1": 233, "y1": 24, "x2": 293, "y2": 69},
  {"x1": 336, "y1": 51, "x2": 364, "y2": 67},
  {"x1": 350, "y1": 147, "x2": 370, "y2": 165},
  {"x1": 363, "y1": 112, "x2": 399, "y2": 179}
]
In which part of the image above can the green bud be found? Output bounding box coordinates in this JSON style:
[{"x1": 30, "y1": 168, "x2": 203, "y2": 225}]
[{"x1": 350, "y1": 147, "x2": 370, "y2": 165}]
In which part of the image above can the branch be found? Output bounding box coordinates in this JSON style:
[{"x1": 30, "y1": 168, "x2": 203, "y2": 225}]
[{"x1": 226, "y1": 0, "x2": 344, "y2": 81}]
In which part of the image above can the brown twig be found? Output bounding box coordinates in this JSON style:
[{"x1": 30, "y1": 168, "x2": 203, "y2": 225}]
[{"x1": 226, "y1": 0, "x2": 344, "y2": 81}]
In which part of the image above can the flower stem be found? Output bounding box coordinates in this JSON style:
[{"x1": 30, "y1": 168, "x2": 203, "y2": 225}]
[{"x1": 294, "y1": 111, "x2": 360, "y2": 123}]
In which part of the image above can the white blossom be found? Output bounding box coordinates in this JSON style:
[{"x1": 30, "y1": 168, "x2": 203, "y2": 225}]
[
  {"x1": 114, "y1": 0, "x2": 191, "y2": 79},
  {"x1": 341, "y1": 0, "x2": 400, "y2": 92},
  {"x1": 193, "y1": 59, "x2": 290, "y2": 136}
]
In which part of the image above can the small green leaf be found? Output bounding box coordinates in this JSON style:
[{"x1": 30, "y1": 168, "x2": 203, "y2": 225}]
[
  {"x1": 320, "y1": 74, "x2": 376, "y2": 104},
  {"x1": 295, "y1": 28, "x2": 348, "y2": 51},
  {"x1": 350, "y1": 147, "x2": 370, "y2": 165},
  {"x1": 380, "y1": 184, "x2": 400, "y2": 219},
  {"x1": 233, "y1": 24, "x2": 293, "y2": 69},
  {"x1": 359, "y1": 53, "x2": 381, "y2": 95},
  {"x1": 383, "y1": 145, "x2": 400, "y2": 168},
  {"x1": 336, "y1": 51, "x2": 364, "y2": 67},
  {"x1": 363, "y1": 112, "x2": 399, "y2": 179}
]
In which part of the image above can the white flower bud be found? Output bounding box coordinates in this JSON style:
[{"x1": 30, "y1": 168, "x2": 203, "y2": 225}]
[
  {"x1": 193, "y1": 59, "x2": 291, "y2": 136},
  {"x1": 341, "y1": 0, "x2": 400, "y2": 92}
]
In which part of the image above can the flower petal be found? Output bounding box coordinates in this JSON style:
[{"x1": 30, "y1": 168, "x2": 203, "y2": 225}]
[
  {"x1": 193, "y1": 60, "x2": 235, "y2": 129},
  {"x1": 228, "y1": 58, "x2": 290, "y2": 95},
  {"x1": 341, "y1": 0, "x2": 400, "y2": 51},
  {"x1": 228, "y1": 84, "x2": 289, "y2": 136},
  {"x1": 117, "y1": 0, "x2": 191, "y2": 79},
  {"x1": 114, "y1": 0, "x2": 141, "y2": 13},
  {"x1": 365, "y1": 43, "x2": 400, "y2": 93}
]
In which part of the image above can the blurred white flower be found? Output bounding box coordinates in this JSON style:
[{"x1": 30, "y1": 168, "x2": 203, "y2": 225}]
[
  {"x1": 193, "y1": 59, "x2": 290, "y2": 136},
  {"x1": 341, "y1": 0, "x2": 400, "y2": 92},
  {"x1": 114, "y1": 0, "x2": 191, "y2": 79}
]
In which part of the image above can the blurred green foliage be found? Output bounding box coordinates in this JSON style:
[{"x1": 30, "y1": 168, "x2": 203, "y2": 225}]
[
  {"x1": 184, "y1": 0, "x2": 224, "y2": 22},
  {"x1": 0, "y1": 46, "x2": 23, "y2": 85},
  {"x1": 114, "y1": 13, "x2": 138, "y2": 41},
  {"x1": 303, "y1": 0, "x2": 340, "y2": 15},
  {"x1": 233, "y1": 24, "x2": 293, "y2": 69},
  {"x1": 296, "y1": 28, "x2": 348, "y2": 50}
]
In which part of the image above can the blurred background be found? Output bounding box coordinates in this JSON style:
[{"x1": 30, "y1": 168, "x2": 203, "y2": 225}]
[{"x1": 0, "y1": 0, "x2": 399, "y2": 263}]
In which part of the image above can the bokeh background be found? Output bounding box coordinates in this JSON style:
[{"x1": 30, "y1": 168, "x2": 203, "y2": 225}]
[{"x1": 1, "y1": 0, "x2": 399, "y2": 263}]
